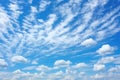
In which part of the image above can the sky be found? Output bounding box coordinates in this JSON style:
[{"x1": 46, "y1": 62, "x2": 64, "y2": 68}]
[{"x1": 0, "y1": 0, "x2": 120, "y2": 80}]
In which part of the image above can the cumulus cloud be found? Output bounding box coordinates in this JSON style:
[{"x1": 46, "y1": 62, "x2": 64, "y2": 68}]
[
  {"x1": 73, "y1": 63, "x2": 87, "y2": 69},
  {"x1": 98, "y1": 56, "x2": 114, "y2": 64},
  {"x1": 81, "y1": 38, "x2": 97, "y2": 47},
  {"x1": 32, "y1": 60, "x2": 38, "y2": 65},
  {"x1": 91, "y1": 74, "x2": 104, "y2": 79},
  {"x1": 108, "y1": 65, "x2": 120, "y2": 72},
  {"x1": 36, "y1": 65, "x2": 51, "y2": 71},
  {"x1": 13, "y1": 69, "x2": 23, "y2": 74},
  {"x1": 0, "y1": 59, "x2": 8, "y2": 67},
  {"x1": 93, "y1": 64, "x2": 105, "y2": 71},
  {"x1": 11, "y1": 55, "x2": 28, "y2": 63},
  {"x1": 96, "y1": 44, "x2": 115, "y2": 56},
  {"x1": 54, "y1": 60, "x2": 72, "y2": 68}
]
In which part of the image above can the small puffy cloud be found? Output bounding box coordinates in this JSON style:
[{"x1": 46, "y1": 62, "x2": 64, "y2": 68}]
[
  {"x1": 13, "y1": 69, "x2": 23, "y2": 74},
  {"x1": 32, "y1": 60, "x2": 38, "y2": 65},
  {"x1": 108, "y1": 65, "x2": 120, "y2": 72},
  {"x1": 31, "y1": 6, "x2": 38, "y2": 13},
  {"x1": 36, "y1": 65, "x2": 51, "y2": 71},
  {"x1": 11, "y1": 55, "x2": 28, "y2": 63},
  {"x1": 54, "y1": 71, "x2": 63, "y2": 76},
  {"x1": 54, "y1": 60, "x2": 72, "y2": 68},
  {"x1": 93, "y1": 64, "x2": 105, "y2": 71},
  {"x1": 96, "y1": 44, "x2": 115, "y2": 56},
  {"x1": 73, "y1": 63, "x2": 87, "y2": 69},
  {"x1": 91, "y1": 74, "x2": 104, "y2": 79},
  {"x1": 81, "y1": 38, "x2": 96, "y2": 47},
  {"x1": 48, "y1": 71, "x2": 64, "y2": 79},
  {"x1": 0, "y1": 59, "x2": 8, "y2": 67},
  {"x1": 98, "y1": 56, "x2": 114, "y2": 64},
  {"x1": 108, "y1": 67, "x2": 118, "y2": 72}
]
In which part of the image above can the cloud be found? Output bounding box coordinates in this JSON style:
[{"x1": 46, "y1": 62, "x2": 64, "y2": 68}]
[
  {"x1": 9, "y1": 2, "x2": 23, "y2": 19},
  {"x1": 31, "y1": 60, "x2": 38, "y2": 65},
  {"x1": 39, "y1": 0, "x2": 51, "y2": 12},
  {"x1": 93, "y1": 56, "x2": 115, "y2": 72},
  {"x1": 0, "y1": 0, "x2": 119, "y2": 58},
  {"x1": 98, "y1": 56, "x2": 114, "y2": 64},
  {"x1": 96, "y1": 44, "x2": 115, "y2": 56},
  {"x1": 11, "y1": 55, "x2": 28, "y2": 63},
  {"x1": 0, "y1": 7, "x2": 12, "y2": 33},
  {"x1": 91, "y1": 74, "x2": 104, "y2": 79},
  {"x1": 36, "y1": 65, "x2": 51, "y2": 71},
  {"x1": 13, "y1": 69, "x2": 23, "y2": 74},
  {"x1": 73, "y1": 63, "x2": 87, "y2": 69},
  {"x1": 31, "y1": 6, "x2": 38, "y2": 13},
  {"x1": 81, "y1": 38, "x2": 97, "y2": 47},
  {"x1": 93, "y1": 64, "x2": 105, "y2": 71},
  {"x1": 54, "y1": 60, "x2": 72, "y2": 68},
  {"x1": 108, "y1": 65, "x2": 120, "y2": 72},
  {"x1": 0, "y1": 59, "x2": 8, "y2": 67}
]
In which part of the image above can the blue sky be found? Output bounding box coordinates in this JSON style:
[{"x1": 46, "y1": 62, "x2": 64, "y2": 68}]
[{"x1": 0, "y1": 0, "x2": 120, "y2": 80}]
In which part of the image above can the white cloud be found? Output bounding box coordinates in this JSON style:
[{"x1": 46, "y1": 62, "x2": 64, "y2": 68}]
[
  {"x1": 91, "y1": 74, "x2": 104, "y2": 79},
  {"x1": 13, "y1": 69, "x2": 23, "y2": 74},
  {"x1": 93, "y1": 56, "x2": 115, "y2": 72},
  {"x1": 31, "y1": 6, "x2": 38, "y2": 13},
  {"x1": 1, "y1": 68, "x2": 120, "y2": 80},
  {"x1": 45, "y1": 14, "x2": 57, "y2": 27},
  {"x1": 98, "y1": 56, "x2": 114, "y2": 64},
  {"x1": 73, "y1": 63, "x2": 87, "y2": 69},
  {"x1": 109, "y1": 67, "x2": 118, "y2": 72},
  {"x1": 96, "y1": 30, "x2": 106, "y2": 40},
  {"x1": 0, "y1": 59, "x2": 8, "y2": 67},
  {"x1": 9, "y1": 3, "x2": 19, "y2": 11},
  {"x1": 81, "y1": 38, "x2": 96, "y2": 47},
  {"x1": 36, "y1": 65, "x2": 51, "y2": 71},
  {"x1": 54, "y1": 60, "x2": 72, "y2": 68},
  {"x1": 96, "y1": 44, "x2": 115, "y2": 56},
  {"x1": 93, "y1": 64, "x2": 105, "y2": 71},
  {"x1": 39, "y1": 0, "x2": 51, "y2": 12},
  {"x1": 0, "y1": 7, "x2": 12, "y2": 33},
  {"x1": 108, "y1": 65, "x2": 120, "y2": 72},
  {"x1": 11, "y1": 55, "x2": 28, "y2": 63},
  {"x1": 48, "y1": 71, "x2": 64, "y2": 79},
  {"x1": 9, "y1": 2, "x2": 22, "y2": 19},
  {"x1": 3, "y1": 0, "x2": 118, "y2": 58},
  {"x1": 32, "y1": 60, "x2": 38, "y2": 65}
]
